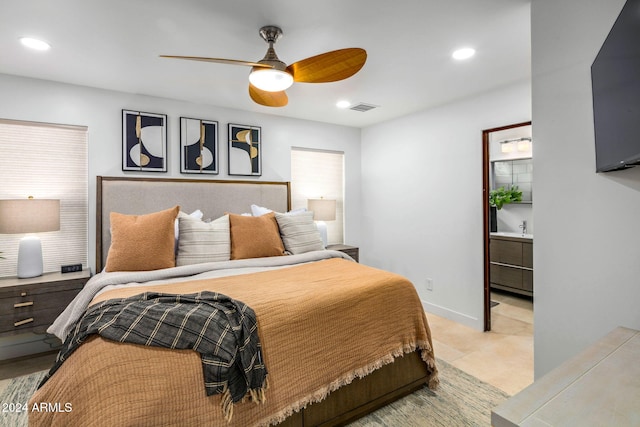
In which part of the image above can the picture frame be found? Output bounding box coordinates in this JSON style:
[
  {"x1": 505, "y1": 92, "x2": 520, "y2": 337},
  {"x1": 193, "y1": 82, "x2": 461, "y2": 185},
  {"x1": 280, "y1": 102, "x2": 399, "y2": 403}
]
[
  {"x1": 180, "y1": 117, "x2": 219, "y2": 174},
  {"x1": 228, "y1": 123, "x2": 261, "y2": 176},
  {"x1": 122, "y1": 110, "x2": 167, "y2": 172}
]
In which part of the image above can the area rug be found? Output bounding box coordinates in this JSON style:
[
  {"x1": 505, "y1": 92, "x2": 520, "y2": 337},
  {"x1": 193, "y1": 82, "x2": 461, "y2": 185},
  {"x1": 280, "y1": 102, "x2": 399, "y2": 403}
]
[
  {"x1": 348, "y1": 359, "x2": 510, "y2": 426},
  {"x1": 0, "y1": 360, "x2": 509, "y2": 426},
  {"x1": 0, "y1": 370, "x2": 46, "y2": 427}
]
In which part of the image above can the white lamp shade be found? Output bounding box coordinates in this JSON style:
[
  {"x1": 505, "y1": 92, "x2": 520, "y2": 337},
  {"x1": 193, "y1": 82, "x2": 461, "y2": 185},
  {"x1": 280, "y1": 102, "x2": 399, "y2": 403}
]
[
  {"x1": 0, "y1": 198, "x2": 60, "y2": 278},
  {"x1": 0, "y1": 199, "x2": 60, "y2": 233},
  {"x1": 307, "y1": 199, "x2": 336, "y2": 221}
]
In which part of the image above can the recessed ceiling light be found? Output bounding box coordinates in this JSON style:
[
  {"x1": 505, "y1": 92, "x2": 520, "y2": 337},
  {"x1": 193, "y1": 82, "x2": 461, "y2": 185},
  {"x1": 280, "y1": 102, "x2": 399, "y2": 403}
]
[
  {"x1": 20, "y1": 37, "x2": 51, "y2": 51},
  {"x1": 452, "y1": 47, "x2": 475, "y2": 60},
  {"x1": 336, "y1": 100, "x2": 351, "y2": 109}
]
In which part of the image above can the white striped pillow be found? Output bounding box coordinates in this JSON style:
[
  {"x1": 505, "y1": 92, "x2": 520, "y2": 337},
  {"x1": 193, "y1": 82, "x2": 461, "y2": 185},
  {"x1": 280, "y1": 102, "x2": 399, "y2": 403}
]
[
  {"x1": 275, "y1": 211, "x2": 324, "y2": 255},
  {"x1": 176, "y1": 213, "x2": 230, "y2": 265}
]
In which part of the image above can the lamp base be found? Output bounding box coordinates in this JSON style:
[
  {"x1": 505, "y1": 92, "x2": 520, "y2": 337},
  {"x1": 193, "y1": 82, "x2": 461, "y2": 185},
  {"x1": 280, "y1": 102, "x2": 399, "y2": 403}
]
[
  {"x1": 17, "y1": 236, "x2": 44, "y2": 278},
  {"x1": 316, "y1": 221, "x2": 328, "y2": 248}
]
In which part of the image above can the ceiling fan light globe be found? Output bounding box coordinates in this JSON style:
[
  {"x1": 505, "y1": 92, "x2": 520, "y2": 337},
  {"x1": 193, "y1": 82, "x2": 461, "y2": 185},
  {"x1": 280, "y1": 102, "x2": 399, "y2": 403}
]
[{"x1": 249, "y1": 69, "x2": 293, "y2": 92}]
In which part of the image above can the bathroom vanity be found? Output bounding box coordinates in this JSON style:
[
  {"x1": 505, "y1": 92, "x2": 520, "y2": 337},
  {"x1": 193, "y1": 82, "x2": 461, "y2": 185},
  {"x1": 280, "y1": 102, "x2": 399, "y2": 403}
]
[{"x1": 490, "y1": 232, "x2": 533, "y2": 296}]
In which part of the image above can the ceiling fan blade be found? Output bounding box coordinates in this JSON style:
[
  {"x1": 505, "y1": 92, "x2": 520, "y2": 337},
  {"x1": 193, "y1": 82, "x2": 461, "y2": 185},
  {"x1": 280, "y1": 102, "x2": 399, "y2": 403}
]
[
  {"x1": 286, "y1": 48, "x2": 367, "y2": 83},
  {"x1": 159, "y1": 55, "x2": 272, "y2": 68},
  {"x1": 249, "y1": 84, "x2": 288, "y2": 107}
]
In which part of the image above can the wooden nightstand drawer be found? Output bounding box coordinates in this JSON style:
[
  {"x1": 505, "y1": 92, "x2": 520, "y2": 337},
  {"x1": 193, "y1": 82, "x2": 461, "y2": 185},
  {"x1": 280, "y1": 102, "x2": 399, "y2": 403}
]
[
  {"x1": 0, "y1": 288, "x2": 82, "y2": 333},
  {"x1": 0, "y1": 270, "x2": 89, "y2": 337},
  {"x1": 326, "y1": 244, "x2": 359, "y2": 262}
]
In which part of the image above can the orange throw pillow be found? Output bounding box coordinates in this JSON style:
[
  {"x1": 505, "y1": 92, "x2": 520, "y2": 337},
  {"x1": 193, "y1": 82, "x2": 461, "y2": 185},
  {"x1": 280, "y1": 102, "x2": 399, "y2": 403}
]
[
  {"x1": 229, "y1": 212, "x2": 285, "y2": 260},
  {"x1": 105, "y1": 206, "x2": 180, "y2": 272}
]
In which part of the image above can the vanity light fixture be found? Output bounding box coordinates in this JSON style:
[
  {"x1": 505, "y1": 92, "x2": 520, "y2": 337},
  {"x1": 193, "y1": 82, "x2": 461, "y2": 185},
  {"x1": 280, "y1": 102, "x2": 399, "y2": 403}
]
[
  {"x1": 517, "y1": 137, "x2": 532, "y2": 152},
  {"x1": 500, "y1": 137, "x2": 532, "y2": 153},
  {"x1": 19, "y1": 37, "x2": 51, "y2": 51},
  {"x1": 500, "y1": 141, "x2": 514, "y2": 153}
]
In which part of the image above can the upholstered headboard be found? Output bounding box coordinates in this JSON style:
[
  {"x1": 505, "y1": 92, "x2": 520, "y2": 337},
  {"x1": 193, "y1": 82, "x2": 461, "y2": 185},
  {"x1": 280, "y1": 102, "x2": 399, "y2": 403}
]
[{"x1": 96, "y1": 176, "x2": 291, "y2": 271}]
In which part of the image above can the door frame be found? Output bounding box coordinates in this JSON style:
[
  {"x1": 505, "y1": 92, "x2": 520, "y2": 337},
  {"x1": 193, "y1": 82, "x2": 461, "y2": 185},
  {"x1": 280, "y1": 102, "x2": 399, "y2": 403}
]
[{"x1": 482, "y1": 121, "x2": 531, "y2": 331}]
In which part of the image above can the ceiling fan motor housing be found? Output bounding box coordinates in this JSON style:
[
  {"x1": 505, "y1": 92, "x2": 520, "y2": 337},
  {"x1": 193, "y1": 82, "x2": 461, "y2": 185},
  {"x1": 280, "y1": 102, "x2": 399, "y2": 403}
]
[
  {"x1": 259, "y1": 26, "x2": 283, "y2": 44},
  {"x1": 256, "y1": 26, "x2": 288, "y2": 72}
]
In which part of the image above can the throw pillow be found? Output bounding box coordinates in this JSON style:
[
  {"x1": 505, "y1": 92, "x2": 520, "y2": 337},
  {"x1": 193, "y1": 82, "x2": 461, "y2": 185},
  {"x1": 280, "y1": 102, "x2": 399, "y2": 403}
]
[
  {"x1": 228, "y1": 212, "x2": 285, "y2": 260},
  {"x1": 275, "y1": 211, "x2": 324, "y2": 254},
  {"x1": 176, "y1": 213, "x2": 230, "y2": 265},
  {"x1": 105, "y1": 206, "x2": 179, "y2": 272}
]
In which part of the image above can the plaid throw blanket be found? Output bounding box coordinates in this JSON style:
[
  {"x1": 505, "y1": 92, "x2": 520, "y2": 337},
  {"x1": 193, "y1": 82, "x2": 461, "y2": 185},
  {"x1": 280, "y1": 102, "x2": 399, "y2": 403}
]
[{"x1": 39, "y1": 291, "x2": 267, "y2": 421}]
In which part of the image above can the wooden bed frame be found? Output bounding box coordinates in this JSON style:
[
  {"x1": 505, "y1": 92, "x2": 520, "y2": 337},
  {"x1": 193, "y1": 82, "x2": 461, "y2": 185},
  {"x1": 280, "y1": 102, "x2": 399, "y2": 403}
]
[{"x1": 95, "y1": 176, "x2": 430, "y2": 426}]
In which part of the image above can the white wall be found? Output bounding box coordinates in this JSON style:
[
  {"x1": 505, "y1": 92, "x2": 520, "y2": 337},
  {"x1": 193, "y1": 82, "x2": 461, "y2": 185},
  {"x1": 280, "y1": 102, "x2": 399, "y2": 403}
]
[
  {"x1": 496, "y1": 204, "x2": 533, "y2": 235},
  {"x1": 532, "y1": 0, "x2": 640, "y2": 377},
  {"x1": 360, "y1": 81, "x2": 531, "y2": 330},
  {"x1": 0, "y1": 72, "x2": 361, "y2": 359},
  {"x1": 0, "y1": 73, "x2": 362, "y2": 272}
]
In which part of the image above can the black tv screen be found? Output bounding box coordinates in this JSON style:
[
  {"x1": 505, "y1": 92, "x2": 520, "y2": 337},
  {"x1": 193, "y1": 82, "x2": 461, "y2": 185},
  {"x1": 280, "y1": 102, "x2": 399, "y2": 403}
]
[{"x1": 591, "y1": 0, "x2": 640, "y2": 172}]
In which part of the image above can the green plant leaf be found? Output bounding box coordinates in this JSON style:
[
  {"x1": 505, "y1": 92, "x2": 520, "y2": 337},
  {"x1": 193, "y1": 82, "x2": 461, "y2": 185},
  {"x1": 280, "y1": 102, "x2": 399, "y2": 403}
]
[{"x1": 489, "y1": 185, "x2": 523, "y2": 210}]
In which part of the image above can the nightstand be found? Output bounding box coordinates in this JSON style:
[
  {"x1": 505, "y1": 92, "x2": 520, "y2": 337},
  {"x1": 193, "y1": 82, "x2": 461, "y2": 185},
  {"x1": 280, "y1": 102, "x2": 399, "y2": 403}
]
[
  {"x1": 326, "y1": 244, "x2": 359, "y2": 262},
  {"x1": 0, "y1": 269, "x2": 90, "y2": 337}
]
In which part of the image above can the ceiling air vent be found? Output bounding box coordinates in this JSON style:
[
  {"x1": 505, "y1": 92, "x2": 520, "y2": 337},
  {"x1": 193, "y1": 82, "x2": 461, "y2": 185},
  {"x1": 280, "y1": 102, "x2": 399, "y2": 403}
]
[{"x1": 349, "y1": 103, "x2": 378, "y2": 112}]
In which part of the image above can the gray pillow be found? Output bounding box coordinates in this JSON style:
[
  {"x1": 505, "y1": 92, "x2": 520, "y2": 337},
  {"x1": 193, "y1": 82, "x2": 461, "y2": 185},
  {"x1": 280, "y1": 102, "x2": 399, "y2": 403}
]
[
  {"x1": 176, "y1": 213, "x2": 230, "y2": 265},
  {"x1": 275, "y1": 211, "x2": 324, "y2": 255}
]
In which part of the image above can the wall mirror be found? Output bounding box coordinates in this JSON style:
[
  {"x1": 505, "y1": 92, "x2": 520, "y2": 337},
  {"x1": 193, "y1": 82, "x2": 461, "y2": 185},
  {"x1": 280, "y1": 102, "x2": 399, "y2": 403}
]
[{"x1": 491, "y1": 158, "x2": 533, "y2": 203}]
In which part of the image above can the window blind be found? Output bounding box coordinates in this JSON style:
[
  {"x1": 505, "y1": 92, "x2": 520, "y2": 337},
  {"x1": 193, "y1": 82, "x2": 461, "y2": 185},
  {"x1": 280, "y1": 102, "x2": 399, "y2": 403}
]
[
  {"x1": 290, "y1": 147, "x2": 344, "y2": 244},
  {"x1": 0, "y1": 119, "x2": 88, "y2": 277}
]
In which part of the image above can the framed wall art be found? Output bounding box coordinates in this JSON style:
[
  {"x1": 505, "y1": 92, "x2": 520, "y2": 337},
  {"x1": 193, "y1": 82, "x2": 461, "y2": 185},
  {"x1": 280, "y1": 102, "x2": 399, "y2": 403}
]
[
  {"x1": 122, "y1": 110, "x2": 167, "y2": 172},
  {"x1": 228, "y1": 123, "x2": 261, "y2": 176},
  {"x1": 180, "y1": 117, "x2": 218, "y2": 174}
]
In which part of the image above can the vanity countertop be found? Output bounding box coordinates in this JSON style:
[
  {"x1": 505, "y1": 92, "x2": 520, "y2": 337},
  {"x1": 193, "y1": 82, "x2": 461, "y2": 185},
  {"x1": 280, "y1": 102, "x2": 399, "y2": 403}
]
[{"x1": 490, "y1": 231, "x2": 533, "y2": 242}]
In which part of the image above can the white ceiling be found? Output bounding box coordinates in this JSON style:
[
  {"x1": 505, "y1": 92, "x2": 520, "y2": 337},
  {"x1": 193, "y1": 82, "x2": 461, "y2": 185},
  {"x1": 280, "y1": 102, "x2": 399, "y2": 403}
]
[{"x1": 0, "y1": 0, "x2": 531, "y2": 128}]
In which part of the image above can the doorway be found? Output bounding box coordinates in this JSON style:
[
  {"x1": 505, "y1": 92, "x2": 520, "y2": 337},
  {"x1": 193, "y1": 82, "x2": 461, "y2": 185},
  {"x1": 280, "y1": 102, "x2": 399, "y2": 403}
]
[{"x1": 482, "y1": 121, "x2": 532, "y2": 331}]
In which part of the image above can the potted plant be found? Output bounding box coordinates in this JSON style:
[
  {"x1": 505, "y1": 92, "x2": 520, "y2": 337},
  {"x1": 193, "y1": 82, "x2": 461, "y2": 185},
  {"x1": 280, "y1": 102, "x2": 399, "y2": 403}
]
[{"x1": 489, "y1": 185, "x2": 523, "y2": 232}]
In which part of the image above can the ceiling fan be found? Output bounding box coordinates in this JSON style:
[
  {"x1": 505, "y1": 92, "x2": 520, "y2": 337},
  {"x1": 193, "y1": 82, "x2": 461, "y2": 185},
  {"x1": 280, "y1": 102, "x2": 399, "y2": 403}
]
[{"x1": 160, "y1": 26, "x2": 367, "y2": 108}]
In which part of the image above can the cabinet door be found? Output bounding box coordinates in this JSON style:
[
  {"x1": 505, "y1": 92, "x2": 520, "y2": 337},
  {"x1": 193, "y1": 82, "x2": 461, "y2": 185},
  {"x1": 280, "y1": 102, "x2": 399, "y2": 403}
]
[
  {"x1": 490, "y1": 264, "x2": 523, "y2": 289},
  {"x1": 490, "y1": 239, "x2": 523, "y2": 266},
  {"x1": 523, "y1": 243, "x2": 533, "y2": 269},
  {"x1": 522, "y1": 270, "x2": 533, "y2": 292}
]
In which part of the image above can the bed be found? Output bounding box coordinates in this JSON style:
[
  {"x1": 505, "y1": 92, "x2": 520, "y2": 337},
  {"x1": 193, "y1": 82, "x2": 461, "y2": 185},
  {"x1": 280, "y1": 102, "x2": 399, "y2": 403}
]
[{"x1": 29, "y1": 176, "x2": 438, "y2": 426}]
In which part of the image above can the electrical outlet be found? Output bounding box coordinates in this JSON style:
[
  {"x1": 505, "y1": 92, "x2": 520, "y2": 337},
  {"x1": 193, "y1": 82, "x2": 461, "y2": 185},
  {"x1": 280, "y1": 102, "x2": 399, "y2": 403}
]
[{"x1": 425, "y1": 278, "x2": 434, "y2": 291}]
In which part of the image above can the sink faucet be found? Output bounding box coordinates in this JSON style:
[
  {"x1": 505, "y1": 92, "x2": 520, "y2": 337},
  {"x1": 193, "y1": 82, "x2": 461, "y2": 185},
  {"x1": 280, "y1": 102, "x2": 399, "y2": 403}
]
[{"x1": 519, "y1": 220, "x2": 527, "y2": 234}]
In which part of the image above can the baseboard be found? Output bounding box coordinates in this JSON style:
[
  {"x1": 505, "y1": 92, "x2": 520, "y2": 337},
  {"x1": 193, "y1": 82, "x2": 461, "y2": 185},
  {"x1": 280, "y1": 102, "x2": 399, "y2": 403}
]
[
  {"x1": 0, "y1": 333, "x2": 60, "y2": 361},
  {"x1": 0, "y1": 349, "x2": 58, "y2": 367},
  {"x1": 421, "y1": 300, "x2": 483, "y2": 331}
]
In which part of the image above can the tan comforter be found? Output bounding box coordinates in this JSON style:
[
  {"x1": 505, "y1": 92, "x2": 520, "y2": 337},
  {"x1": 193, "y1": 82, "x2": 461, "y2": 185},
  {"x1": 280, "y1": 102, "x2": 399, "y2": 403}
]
[{"x1": 29, "y1": 258, "x2": 438, "y2": 426}]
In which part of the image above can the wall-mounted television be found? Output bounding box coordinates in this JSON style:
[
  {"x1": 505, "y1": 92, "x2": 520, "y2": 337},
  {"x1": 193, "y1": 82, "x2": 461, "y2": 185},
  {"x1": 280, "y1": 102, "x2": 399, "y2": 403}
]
[{"x1": 591, "y1": 0, "x2": 640, "y2": 172}]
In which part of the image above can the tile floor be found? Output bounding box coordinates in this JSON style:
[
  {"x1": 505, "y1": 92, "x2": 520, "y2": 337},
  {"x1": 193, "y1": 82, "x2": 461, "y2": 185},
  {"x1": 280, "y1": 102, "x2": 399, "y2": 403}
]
[{"x1": 427, "y1": 290, "x2": 534, "y2": 395}]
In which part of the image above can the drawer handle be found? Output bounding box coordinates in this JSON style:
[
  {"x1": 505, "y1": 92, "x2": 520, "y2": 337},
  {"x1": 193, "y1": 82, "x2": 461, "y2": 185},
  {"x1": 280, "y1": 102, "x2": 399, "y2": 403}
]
[
  {"x1": 14, "y1": 301, "x2": 34, "y2": 308},
  {"x1": 14, "y1": 318, "x2": 34, "y2": 327},
  {"x1": 21, "y1": 292, "x2": 28, "y2": 297}
]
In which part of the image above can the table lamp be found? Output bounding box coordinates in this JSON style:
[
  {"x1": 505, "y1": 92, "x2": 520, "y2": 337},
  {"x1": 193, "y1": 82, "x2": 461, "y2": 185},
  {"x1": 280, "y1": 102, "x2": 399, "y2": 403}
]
[
  {"x1": 0, "y1": 197, "x2": 60, "y2": 278},
  {"x1": 307, "y1": 198, "x2": 336, "y2": 247}
]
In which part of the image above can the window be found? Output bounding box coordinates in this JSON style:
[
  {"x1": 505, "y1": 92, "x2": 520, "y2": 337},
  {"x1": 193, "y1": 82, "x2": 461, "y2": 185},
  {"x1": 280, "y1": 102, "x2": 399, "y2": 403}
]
[
  {"x1": 290, "y1": 148, "x2": 344, "y2": 244},
  {"x1": 0, "y1": 119, "x2": 88, "y2": 277}
]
